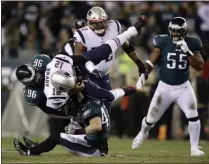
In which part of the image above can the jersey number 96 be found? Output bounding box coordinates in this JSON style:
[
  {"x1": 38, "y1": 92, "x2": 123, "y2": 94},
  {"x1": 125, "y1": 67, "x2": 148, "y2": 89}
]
[{"x1": 27, "y1": 90, "x2": 37, "y2": 98}]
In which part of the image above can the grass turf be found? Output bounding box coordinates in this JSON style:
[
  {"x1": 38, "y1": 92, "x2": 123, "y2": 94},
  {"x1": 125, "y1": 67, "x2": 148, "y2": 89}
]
[{"x1": 2, "y1": 136, "x2": 209, "y2": 163}]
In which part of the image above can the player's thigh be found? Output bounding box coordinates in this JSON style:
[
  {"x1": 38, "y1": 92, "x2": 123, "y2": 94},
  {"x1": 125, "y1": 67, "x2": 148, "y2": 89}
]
[
  {"x1": 176, "y1": 83, "x2": 198, "y2": 118},
  {"x1": 60, "y1": 133, "x2": 101, "y2": 157},
  {"x1": 146, "y1": 82, "x2": 173, "y2": 124}
]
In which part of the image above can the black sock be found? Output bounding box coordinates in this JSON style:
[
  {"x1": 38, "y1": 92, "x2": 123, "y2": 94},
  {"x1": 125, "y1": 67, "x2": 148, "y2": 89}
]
[{"x1": 30, "y1": 133, "x2": 60, "y2": 155}]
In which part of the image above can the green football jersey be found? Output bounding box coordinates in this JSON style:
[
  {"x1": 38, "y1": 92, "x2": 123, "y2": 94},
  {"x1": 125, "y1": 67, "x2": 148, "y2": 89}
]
[
  {"x1": 81, "y1": 99, "x2": 110, "y2": 141},
  {"x1": 31, "y1": 54, "x2": 51, "y2": 73},
  {"x1": 153, "y1": 35, "x2": 202, "y2": 85},
  {"x1": 24, "y1": 86, "x2": 46, "y2": 106}
]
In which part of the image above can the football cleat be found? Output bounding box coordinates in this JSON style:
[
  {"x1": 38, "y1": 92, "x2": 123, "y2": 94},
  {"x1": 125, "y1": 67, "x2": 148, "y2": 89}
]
[
  {"x1": 191, "y1": 147, "x2": 205, "y2": 157},
  {"x1": 132, "y1": 132, "x2": 148, "y2": 150},
  {"x1": 134, "y1": 15, "x2": 147, "y2": 33},
  {"x1": 123, "y1": 86, "x2": 137, "y2": 96},
  {"x1": 14, "y1": 138, "x2": 30, "y2": 156},
  {"x1": 23, "y1": 136, "x2": 39, "y2": 148}
]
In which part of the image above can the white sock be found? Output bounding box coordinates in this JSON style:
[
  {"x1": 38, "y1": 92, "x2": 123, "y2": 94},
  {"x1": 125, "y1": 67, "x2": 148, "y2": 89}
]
[
  {"x1": 188, "y1": 120, "x2": 200, "y2": 149},
  {"x1": 140, "y1": 117, "x2": 154, "y2": 135},
  {"x1": 110, "y1": 88, "x2": 125, "y2": 101},
  {"x1": 105, "y1": 26, "x2": 138, "y2": 53}
]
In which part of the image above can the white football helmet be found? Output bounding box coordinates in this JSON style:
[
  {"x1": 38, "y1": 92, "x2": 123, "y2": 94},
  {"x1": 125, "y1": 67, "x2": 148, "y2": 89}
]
[
  {"x1": 51, "y1": 70, "x2": 76, "y2": 91},
  {"x1": 86, "y1": 6, "x2": 108, "y2": 35}
]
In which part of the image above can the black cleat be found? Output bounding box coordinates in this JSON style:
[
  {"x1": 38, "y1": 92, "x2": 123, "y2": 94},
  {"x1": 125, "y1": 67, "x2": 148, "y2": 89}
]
[
  {"x1": 123, "y1": 86, "x2": 137, "y2": 96},
  {"x1": 13, "y1": 138, "x2": 30, "y2": 156},
  {"x1": 23, "y1": 136, "x2": 39, "y2": 148},
  {"x1": 134, "y1": 15, "x2": 147, "y2": 33}
]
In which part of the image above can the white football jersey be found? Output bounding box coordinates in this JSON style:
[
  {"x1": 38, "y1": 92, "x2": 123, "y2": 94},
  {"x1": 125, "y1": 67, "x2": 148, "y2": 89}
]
[
  {"x1": 74, "y1": 20, "x2": 121, "y2": 74},
  {"x1": 44, "y1": 54, "x2": 74, "y2": 109}
]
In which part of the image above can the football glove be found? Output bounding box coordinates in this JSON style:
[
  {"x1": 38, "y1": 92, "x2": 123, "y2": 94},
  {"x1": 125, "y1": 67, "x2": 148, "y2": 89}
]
[
  {"x1": 175, "y1": 40, "x2": 193, "y2": 56},
  {"x1": 65, "y1": 119, "x2": 82, "y2": 134},
  {"x1": 136, "y1": 71, "x2": 149, "y2": 90},
  {"x1": 90, "y1": 69, "x2": 105, "y2": 79}
]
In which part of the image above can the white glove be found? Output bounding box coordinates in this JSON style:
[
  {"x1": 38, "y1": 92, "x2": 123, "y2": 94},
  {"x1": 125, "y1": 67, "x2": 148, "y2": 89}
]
[
  {"x1": 136, "y1": 74, "x2": 146, "y2": 90},
  {"x1": 65, "y1": 119, "x2": 82, "y2": 134},
  {"x1": 175, "y1": 40, "x2": 189, "y2": 53}
]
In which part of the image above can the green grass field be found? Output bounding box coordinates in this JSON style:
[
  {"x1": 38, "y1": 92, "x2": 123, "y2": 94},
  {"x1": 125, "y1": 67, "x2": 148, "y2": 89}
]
[{"x1": 2, "y1": 137, "x2": 209, "y2": 163}]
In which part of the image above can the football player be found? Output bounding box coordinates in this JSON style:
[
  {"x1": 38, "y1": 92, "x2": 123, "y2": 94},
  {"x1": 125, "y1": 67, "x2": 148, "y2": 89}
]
[
  {"x1": 45, "y1": 16, "x2": 147, "y2": 111},
  {"x1": 132, "y1": 17, "x2": 205, "y2": 156},
  {"x1": 73, "y1": 7, "x2": 148, "y2": 104},
  {"x1": 13, "y1": 19, "x2": 146, "y2": 156}
]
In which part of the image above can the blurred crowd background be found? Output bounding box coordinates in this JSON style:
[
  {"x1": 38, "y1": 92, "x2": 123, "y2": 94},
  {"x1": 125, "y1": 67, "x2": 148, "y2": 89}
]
[{"x1": 2, "y1": 1, "x2": 209, "y2": 140}]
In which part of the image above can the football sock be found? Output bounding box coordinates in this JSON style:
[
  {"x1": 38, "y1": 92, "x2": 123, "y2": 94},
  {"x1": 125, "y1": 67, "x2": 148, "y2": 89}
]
[
  {"x1": 188, "y1": 120, "x2": 200, "y2": 149},
  {"x1": 140, "y1": 117, "x2": 154, "y2": 135},
  {"x1": 110, "y1": 89, "x2": 125, "y2": 101},
  {"x1": 105, "y1": 26, "x2": 138, "y2": 53}
]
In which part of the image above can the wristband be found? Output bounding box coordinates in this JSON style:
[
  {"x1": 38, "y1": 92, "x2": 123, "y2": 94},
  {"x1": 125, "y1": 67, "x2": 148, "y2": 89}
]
[
  {"x1": 186, "y1": 50, "x2": 194, "y2": 56},
  {"x1": 145, "y1": 60, "x2": 154, "y2": 68},
  {"x1": 85, "y1": 61, "x2": 96, "y2": 73}
]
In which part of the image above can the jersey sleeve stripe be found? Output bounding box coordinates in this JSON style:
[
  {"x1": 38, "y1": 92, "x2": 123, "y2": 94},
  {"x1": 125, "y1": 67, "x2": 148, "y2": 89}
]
[
  {"x1": 114, "y1": 20, "x2": 120, "y2": 33},
  {"x1": 77, "y1": 29, "x2": 85, "y2": 44},
  {"x1": 55, "y1": 57, "x2": 71, "y2": 64}
]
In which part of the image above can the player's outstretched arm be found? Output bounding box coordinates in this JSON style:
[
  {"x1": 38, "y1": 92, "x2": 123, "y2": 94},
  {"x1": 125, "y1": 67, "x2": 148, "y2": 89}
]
[
  {"x1": 145, "y1": 47, "x2": 161, "y2": 73},
  {"x1": 122, "y1": 42, "x2": 146, "y2": 73},
  {"x1": 136, "y1": 47, "x2": 160, "y2": 90}
]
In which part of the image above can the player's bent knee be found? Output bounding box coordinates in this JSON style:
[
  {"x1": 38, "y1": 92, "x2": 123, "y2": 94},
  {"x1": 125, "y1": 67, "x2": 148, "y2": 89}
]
[
  {"x1": 146, "y1": 114, "x2": 158, "y2": 125},
  {"x1": 185, "y1": 109, "x2": 198, "y2": 119}
]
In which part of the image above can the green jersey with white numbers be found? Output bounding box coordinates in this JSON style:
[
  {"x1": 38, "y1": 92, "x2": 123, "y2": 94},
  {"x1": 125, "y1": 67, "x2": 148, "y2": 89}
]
[
  {"x1": 153, "y1": 35, "x2": 202, "y2": 85},
  {"x1": 24, "y1": 54, "x2": 51, "y2": 105},
  {"x1": 80, "y1": 99, "x2": 110, "y2": 149}
]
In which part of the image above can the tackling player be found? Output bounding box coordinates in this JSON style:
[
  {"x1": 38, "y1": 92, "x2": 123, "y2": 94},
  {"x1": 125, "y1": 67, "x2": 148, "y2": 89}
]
[{"x1": 132, "y1": 17, "x2": 205, "y2": 156}]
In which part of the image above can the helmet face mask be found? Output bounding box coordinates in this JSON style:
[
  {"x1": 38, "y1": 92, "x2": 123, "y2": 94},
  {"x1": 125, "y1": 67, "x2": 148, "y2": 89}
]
[
  {"x1": 168, "y1": 17, "x2": 188, "y2": 43},
  {"x1": 86, "y1": 6, "x2": 108, "y2": 35}
]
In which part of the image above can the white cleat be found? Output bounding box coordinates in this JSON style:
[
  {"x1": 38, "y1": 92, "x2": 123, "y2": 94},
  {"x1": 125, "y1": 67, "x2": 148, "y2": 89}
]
[
  {"x1": 191, "y1": 147, "x2": 205, "y2": 157},
  {"x1": 132, "y1": 132, "x2": 148, "y2": 150}
]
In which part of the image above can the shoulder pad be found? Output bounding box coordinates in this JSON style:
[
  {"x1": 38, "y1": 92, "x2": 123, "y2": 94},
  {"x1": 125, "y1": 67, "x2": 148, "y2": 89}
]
[
  {"x1": 153, "y1": 35, "x2": 168, "y2": 49},
  {"x1": 186, "y1": 36, "x2": 202, "y2": 51}
]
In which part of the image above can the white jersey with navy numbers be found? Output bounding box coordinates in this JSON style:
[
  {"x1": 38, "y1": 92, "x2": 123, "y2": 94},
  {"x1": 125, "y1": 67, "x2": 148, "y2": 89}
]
[
  {"x1": 74, "y1": 20, "x2": 121, "y2": 74},
  {"x1": 44, "y1": 54, "x2": 75, "y2": 109}
]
